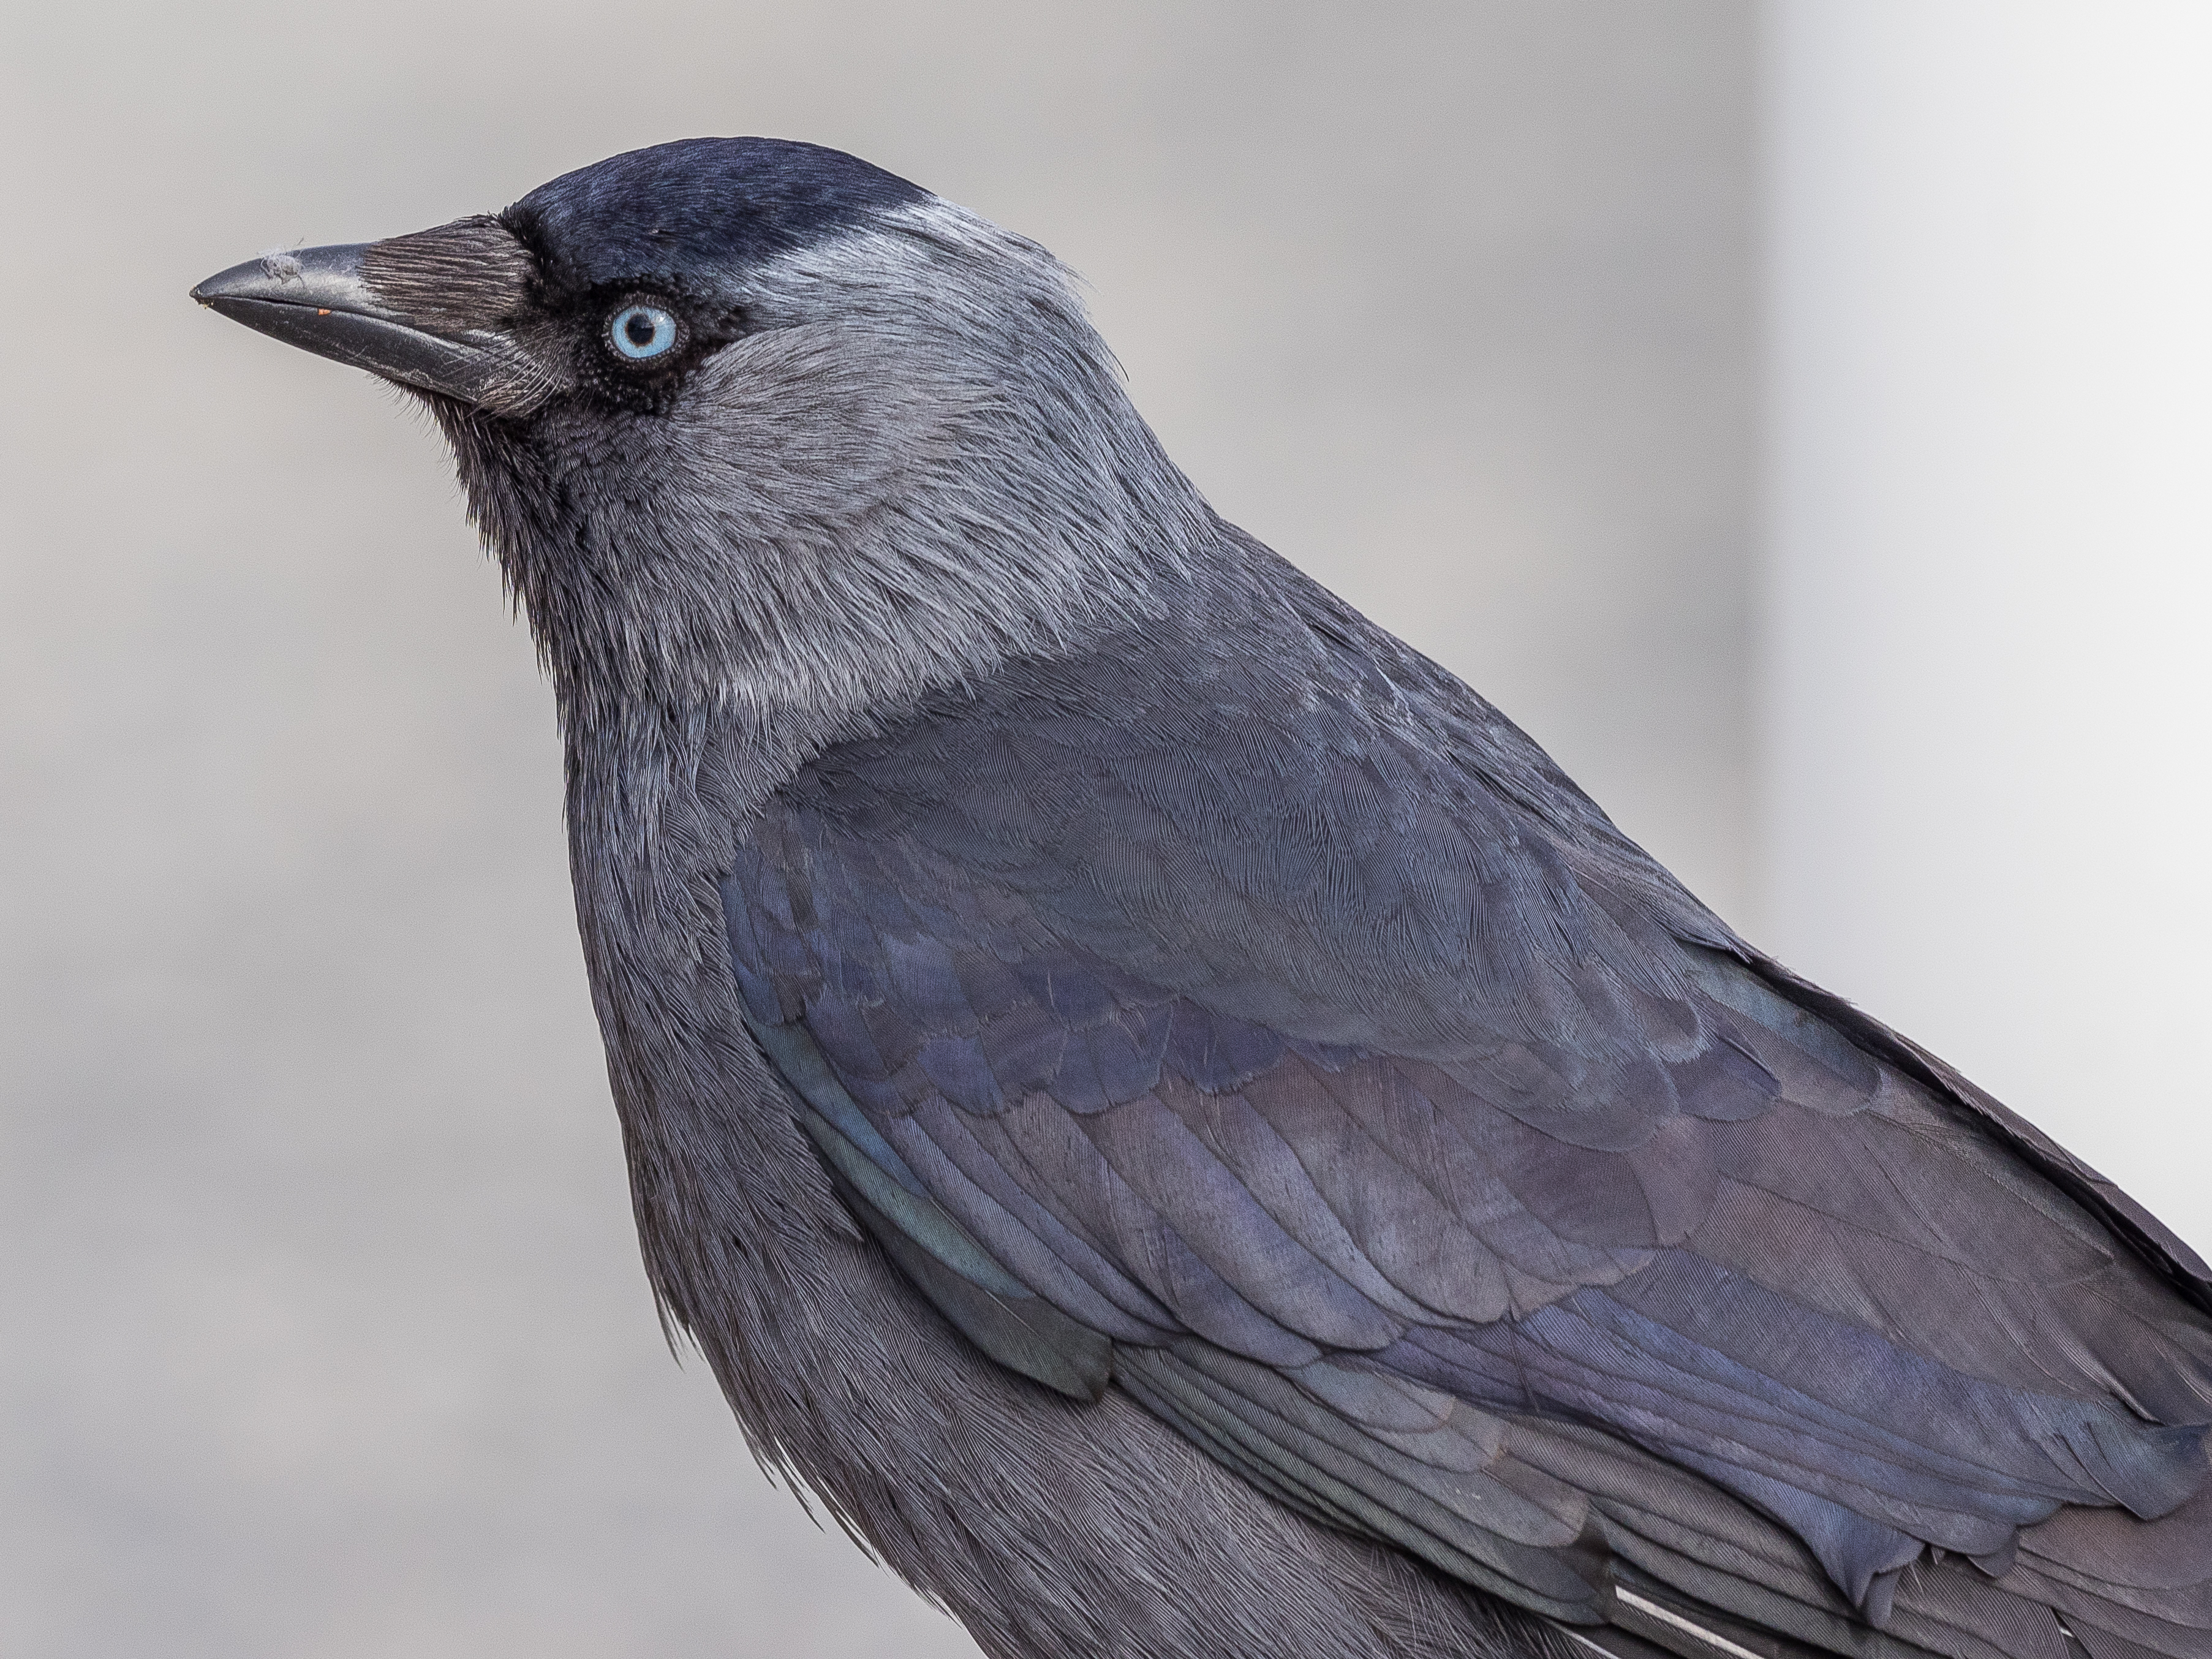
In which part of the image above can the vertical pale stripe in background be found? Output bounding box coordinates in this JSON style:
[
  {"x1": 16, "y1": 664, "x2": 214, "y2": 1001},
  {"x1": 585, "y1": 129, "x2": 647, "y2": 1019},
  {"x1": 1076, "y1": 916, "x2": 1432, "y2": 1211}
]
[{"x1": 1763, "y1": 1, "x2": 2212, "y2": 1250}]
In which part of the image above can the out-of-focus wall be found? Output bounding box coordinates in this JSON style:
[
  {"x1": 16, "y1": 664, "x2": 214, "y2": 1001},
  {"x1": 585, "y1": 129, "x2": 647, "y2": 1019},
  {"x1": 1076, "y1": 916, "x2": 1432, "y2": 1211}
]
[
  {"x1": 1764, "y1": 1, "x2": 2212, "y2": 1252},
  {"x1": 0, "y1": 6, "x2": 1754, "y2": 1657}
]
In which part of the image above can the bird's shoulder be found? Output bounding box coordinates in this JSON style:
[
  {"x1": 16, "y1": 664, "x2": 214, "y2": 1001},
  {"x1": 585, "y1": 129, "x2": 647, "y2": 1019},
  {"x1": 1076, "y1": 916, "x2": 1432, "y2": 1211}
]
[{"x1": 769, "y1": 547, "x2": 1717, "y2": 1034}]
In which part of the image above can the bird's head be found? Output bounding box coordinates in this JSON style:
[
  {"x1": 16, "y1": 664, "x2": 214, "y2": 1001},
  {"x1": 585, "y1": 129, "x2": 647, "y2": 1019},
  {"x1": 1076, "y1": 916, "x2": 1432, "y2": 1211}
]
[{"x1": 194, "y1": 138, "x2": 1209, "y2": 725}]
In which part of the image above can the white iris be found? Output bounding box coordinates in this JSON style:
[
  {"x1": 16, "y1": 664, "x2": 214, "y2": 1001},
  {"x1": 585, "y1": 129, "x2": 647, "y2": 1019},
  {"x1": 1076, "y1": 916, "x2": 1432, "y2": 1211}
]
[{"x1": 609, "y1": 303, "x2": 679, "y2": 361}]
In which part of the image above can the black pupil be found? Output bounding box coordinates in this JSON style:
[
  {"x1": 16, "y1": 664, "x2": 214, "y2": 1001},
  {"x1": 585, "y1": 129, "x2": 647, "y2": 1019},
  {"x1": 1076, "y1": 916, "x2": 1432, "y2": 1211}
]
[{"x1": 624, "y1": 311, "x2": 658, "y2": 347}]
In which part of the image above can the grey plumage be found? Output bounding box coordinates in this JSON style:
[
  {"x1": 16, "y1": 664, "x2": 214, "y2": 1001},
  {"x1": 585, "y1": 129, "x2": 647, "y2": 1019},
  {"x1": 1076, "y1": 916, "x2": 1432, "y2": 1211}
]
[{"x1": 191, "y1": 138, "x2": 2212, "y2": 1659}]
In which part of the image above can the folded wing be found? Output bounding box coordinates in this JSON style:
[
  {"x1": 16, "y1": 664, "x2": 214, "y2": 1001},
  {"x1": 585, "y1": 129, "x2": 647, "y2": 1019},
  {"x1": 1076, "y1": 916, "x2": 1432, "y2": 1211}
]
[{"x1": 719, "y1": 587, "x2": 2212, "y2": 1659}]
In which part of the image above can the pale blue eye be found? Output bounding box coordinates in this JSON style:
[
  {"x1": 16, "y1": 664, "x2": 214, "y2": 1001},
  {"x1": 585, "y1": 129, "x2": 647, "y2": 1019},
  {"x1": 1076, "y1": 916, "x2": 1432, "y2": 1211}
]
[{"x1": 608, "y1": 303, "x2": 679, "y2": 361}]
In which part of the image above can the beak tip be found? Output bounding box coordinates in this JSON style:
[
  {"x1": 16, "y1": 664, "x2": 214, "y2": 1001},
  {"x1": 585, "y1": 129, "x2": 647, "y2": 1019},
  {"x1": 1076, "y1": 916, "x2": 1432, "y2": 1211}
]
[{"x1": 191, "y1": 244, "x2": 370, "y2": 310}]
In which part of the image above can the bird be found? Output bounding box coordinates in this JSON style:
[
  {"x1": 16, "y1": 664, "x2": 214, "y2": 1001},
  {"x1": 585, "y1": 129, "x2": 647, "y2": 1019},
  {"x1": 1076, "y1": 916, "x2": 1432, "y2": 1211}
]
[{"x1": 190, "y1": 137, "x2": 2212, "y2": 1659}]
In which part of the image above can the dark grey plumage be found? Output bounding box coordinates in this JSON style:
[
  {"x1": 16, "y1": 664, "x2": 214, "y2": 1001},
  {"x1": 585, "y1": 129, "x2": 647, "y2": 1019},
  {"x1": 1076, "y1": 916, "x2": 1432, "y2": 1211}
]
[{"x1": 191, "y1": 138, "x2": 2212, "y2": 1659}]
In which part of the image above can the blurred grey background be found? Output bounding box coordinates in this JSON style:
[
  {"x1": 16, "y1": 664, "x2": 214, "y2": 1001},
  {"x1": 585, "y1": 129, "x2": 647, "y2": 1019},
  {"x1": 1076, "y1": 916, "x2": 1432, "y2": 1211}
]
[{"x1": 2, "y1": 2, "x2": 2201, "y2": 1657}]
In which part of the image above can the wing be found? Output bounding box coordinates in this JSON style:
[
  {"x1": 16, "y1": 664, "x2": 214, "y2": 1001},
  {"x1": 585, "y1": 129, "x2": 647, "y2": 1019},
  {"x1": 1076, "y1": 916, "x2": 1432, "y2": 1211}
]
[{"x1": 720, "y1": 575, "x2": 2212, "y2": 1659}]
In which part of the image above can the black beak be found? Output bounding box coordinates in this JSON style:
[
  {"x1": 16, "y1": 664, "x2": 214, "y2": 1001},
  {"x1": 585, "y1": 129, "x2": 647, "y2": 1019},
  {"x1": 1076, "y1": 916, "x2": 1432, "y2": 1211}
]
[{"x1": 190, "y1": 243, "x2": 512, "y2": 404}]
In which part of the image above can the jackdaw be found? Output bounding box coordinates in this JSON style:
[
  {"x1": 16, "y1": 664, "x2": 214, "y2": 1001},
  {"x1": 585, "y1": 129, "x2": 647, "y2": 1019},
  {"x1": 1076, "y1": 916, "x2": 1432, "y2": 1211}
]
[{"x1": 191, "y1": 138, "x2": 2212, "y2": 1659}]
